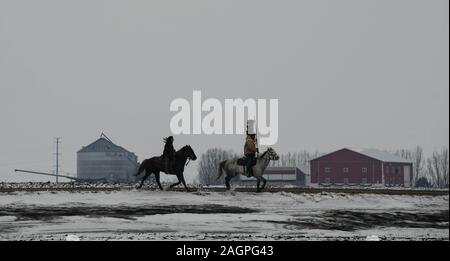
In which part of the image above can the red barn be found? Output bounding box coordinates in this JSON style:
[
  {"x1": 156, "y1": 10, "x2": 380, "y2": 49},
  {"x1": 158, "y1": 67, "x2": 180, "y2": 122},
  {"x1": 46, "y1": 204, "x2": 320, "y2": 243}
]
[{"x1": 310, "y1": 148, "x2": 413, "y2": 187}]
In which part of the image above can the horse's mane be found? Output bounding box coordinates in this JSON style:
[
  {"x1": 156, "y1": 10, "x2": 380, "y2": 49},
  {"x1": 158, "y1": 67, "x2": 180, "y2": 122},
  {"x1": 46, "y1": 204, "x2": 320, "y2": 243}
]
[
  {"x1": 176, "y1": 145, "x2": 190, "y2": 154},
  {"x1": 259, "y1": 149, "x2": 268, "y2": 158}
]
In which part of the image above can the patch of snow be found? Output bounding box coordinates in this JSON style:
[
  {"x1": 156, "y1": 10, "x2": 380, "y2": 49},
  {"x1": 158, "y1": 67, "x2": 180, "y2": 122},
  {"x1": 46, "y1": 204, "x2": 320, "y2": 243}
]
[
  {"x1": 366, "y1": 235, "x2": 381, "y2": 241},
  {"x1": 65, "y1": 234, "x2": 80, "y2": 241}
]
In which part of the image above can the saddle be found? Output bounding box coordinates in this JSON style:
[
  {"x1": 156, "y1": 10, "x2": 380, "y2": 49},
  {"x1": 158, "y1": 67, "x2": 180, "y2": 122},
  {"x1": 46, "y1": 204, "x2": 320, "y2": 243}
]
[
  {"x1": 237, "y1": 157, "x2": 254, "y2": 177},
  {"x1": 237, "y1": 157, "x2": 246, "y2": 166},
  {"x1": 161, "y1": 155, "x2": 175, "y2": 173}
]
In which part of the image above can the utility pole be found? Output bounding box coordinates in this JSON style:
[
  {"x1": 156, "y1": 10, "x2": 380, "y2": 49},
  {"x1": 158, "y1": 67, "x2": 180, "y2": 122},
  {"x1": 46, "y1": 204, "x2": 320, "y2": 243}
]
[{"x1": 54, "y1": 137, "x2": 61, "y2": 183}]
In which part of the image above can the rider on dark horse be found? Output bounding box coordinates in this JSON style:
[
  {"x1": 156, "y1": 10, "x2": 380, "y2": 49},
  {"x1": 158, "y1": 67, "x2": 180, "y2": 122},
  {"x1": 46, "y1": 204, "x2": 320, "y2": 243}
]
[{"x1": 163, "y1": 136, "x2": 176, "y2": 172}]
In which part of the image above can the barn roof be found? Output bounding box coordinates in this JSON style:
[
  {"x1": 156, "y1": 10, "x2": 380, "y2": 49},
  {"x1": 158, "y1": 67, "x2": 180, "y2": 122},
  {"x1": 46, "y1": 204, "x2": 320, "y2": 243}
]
[
  {"x1": 298, "y1": 165, "x2": 311, "y2": 175},
  {"x1": 310, "y1": 148, "x2": 412, "y2": 163},
  {"x1": 77, "y1": 137, "x2": 132, "y2": 154},
  {"x1": 354, "y1": 148, "x2": 412, "y2": 163}
]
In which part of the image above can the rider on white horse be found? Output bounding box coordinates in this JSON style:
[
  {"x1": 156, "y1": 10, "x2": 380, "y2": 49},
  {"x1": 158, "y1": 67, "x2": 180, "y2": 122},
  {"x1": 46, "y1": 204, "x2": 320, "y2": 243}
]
[{"x1": 244, "y1": 121, "x2": 258, "y2": 177}]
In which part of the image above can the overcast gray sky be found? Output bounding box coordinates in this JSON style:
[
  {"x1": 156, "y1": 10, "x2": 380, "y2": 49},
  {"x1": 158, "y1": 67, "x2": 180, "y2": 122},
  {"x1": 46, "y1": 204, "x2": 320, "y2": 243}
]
[{"x1": 0, "y1": 0, "x2": 448, "y2": 182}]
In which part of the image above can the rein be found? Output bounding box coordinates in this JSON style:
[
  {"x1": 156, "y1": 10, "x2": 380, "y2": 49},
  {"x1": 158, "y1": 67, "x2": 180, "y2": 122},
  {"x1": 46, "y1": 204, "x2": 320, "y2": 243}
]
[
  {"x1": 178, "y1": 145, "x2": 193, "y2": 166},
  {"x1": 259, "y1": 150, "x2": 269, "y2": 159}
]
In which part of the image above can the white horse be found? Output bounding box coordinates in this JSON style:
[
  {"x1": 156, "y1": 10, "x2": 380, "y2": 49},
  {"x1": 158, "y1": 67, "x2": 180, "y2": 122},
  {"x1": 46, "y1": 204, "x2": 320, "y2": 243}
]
[{"x1": 215, "y1": 147, "x2": 279, "y2": 192}]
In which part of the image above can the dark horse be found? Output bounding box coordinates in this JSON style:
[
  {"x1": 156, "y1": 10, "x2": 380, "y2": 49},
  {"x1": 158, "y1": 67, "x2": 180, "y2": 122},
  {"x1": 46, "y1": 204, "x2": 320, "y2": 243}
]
[{"x1": 133, "y1": 145, "x2": 197, "y2": 191}]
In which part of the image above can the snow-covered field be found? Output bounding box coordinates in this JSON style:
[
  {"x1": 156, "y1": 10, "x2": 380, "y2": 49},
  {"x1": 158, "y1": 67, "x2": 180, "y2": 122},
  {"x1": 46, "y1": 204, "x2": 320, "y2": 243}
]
[{"x1": 0, "y1": 189, "x2": 448, "y2": 241}]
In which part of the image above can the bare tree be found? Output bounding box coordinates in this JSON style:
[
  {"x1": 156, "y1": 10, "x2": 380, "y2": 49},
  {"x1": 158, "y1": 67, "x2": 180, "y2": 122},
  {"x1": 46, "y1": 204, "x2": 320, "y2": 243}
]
[
  {"x1": 395, "y1": 149, "x2": 412, "y2": 161},
  {"x1": 197, "y1": 148, "x2": 233, "y2": 185},
  {"x1": 270, "y1": 150, "x2": 321, "y2": 167},
  {"x1": 440, "y1": 148, "x2": 449, "y2": 188},
  {"x1": 395, "y1": 146, "x2": 424, "y2": 186},
  {"x1": 427, "y1": 153, "x2": 441, "y2": 188},
  {"x1": 411, "y1": 146, "x2": 425, "y2": 184},
  {"x1": 426, "y1": 148, "x2": 449, "y2": 188}
]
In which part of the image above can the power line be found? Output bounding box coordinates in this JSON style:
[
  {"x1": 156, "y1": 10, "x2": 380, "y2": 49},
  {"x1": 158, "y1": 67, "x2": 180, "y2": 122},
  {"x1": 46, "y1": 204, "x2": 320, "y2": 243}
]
[{"x1": 54, "y1": 137, "x2": 61, "y2": 184}]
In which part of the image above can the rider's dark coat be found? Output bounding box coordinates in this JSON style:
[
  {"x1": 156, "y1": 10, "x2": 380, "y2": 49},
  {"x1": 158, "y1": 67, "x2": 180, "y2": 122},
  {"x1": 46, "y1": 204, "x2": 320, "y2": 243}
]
[{"x1": 163, "y1": 136, "x2": 176, "y2": 161}]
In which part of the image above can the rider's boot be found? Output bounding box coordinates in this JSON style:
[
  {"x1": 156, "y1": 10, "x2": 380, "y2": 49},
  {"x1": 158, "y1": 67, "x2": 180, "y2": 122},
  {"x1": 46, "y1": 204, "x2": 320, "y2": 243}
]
[{"x1": 246, "y1": 167, "x2": 253, "y2": 177}]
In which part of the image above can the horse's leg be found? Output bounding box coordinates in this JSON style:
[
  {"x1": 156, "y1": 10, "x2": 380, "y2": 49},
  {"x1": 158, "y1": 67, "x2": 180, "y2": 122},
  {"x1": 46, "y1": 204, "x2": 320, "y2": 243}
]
[
  {"x1": 261, "y1": 177, "x2": 267, "y2": 190},
  {"x1": 138, "y1": 172, "x2": 150, "y2": 189},
  {"x1": 169, "y1": 175, "x2": 182, "y2": 189},
  {"x1": 180, "y1": 175, "x2": 190, "y2": 192},
  {"x1": 256, "y1": 177, "x2": 261, "y2": 193},
  {"x1": 155, "y1": 171, "x2": 163, "y2": 190},
  {"x1": 225, "y1": 174, "x2": 232, "y2": 190}
]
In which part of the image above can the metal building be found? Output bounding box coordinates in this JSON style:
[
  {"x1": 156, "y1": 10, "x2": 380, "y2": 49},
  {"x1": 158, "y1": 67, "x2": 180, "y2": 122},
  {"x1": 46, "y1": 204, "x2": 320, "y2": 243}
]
[
  {"x1": 238, "y1": 166, "x2": 309, "y2": 187},
  {"x1": 77, "y1": 134, "x2": 138, "y2": 183},
  {"x1": 310, "y1": 148, "x2": 413, "y2": 187}
]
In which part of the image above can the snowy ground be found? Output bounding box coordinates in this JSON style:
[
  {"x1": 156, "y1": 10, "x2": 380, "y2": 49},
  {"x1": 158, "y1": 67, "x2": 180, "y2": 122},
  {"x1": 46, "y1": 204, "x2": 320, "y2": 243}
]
[{"x1": 0, "y1": 189, "x2": 448, "y2": 241}]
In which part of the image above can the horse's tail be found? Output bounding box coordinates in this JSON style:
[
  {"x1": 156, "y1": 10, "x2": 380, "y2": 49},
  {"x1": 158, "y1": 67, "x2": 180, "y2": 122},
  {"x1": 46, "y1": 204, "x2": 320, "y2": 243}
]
[
  {"x1": 133, "y1": 160, "x2": 147, "y2": 176},
  {"x1": 215, "y1": 160, "x2": 227, "y2": 181}
]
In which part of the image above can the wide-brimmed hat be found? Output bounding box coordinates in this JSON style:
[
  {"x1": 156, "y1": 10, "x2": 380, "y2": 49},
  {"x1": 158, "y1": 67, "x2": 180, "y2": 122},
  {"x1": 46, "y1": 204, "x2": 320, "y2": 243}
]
[{"x1": 246, "y1": 120, "x2": 256, "y2": 135}]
